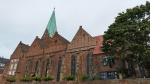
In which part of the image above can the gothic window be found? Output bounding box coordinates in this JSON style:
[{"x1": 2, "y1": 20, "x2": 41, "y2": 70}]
[
  {"x1": 35, "y1": 61, "x2": 39, "y2": 76},
  {"x1": 71, "y1": 56, "x2": 76, "y2": 76},
  {"x1": 57, "y1": 57, "x2": 62, "y2": 81},
  {"x1": 103, "y1": 56, "x2": 108, "y2": 66},
  {"x1": 86, "y1": 54, "x2": 90, "y2": 75},
  {"x1": 45, "y1": 58, "x2": 50, "y2": 77},
  {"x1": 24, "y1": 61, "x2": 30, "y2": 77}
]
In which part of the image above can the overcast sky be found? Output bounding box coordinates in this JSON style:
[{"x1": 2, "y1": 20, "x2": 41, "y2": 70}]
[{"x1": 0, "y1": 0, "x2": 149, "y2": 59}]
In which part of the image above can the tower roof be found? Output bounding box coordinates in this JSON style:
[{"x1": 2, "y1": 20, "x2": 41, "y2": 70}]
[{"x1": 46, "y1": 9, "x2": 57, "y2": 37}]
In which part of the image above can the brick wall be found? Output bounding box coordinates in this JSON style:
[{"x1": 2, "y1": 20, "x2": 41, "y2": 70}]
[{"x1": 3, "y1": 78, "x2": 150, "y2": 84}]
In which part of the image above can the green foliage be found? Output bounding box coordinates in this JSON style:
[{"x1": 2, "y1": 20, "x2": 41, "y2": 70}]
[
  {"x1": 42, "y1": 76, "x2": 53, "y2": 81},
  {"x1": 103, "y1": 1, "x2": 150, "y2": 71},
  {"x1": 31, "y1": 76, "x2": 41, "y2": 81},
  {"x1": 80, "y1": 74, "x2": 89, "y2": 81},
  {"x1": 63, "y1": 75, "x2": 75, "y2": 81},
  {"x1": 6, "y1": 77, "x2": 16, "y2": 83},
  {"x1": 116, "y1": 67, "x2": 132, "y2": 78},
  {"x1": 92, "y1": 76, "x2": 99, "y2": 80},
  {"x1": 20, "y1": 77, "x2": 31, "y2": 82}
]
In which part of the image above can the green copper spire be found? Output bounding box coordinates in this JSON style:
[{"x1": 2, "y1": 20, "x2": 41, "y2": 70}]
[{"x1": 46, "y1": 9, "x2": 57, "y2": 37}]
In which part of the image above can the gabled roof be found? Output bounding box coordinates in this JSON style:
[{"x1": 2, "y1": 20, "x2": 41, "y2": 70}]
[
  {"x1": 37, "y1": 37, "x2": 50, "y2": 49},
  {"x1": 67, "y1": 26, "x2": 96, "y2": 49},
  {"x1": 53, "y1": 32, "x2": 69, "y2": 44},
  {"x1": 0, "y1": 57, "x2": 9, "y2": 64},
  {"x1": 41, "y1": 29, "x2": 51, "y2": 40},
  {"x1": 11, "y1": 41, "x2": 29, "y2": 59},
  {"x1": 21, "y1": 42, "x2": 30, "y2": 53},
  {"x1": 44, "y1": 32, "x2": 69, "y2": 53},
  {"x1": 25, "y1": 36, "x2": 43, "y2": 56},
  {"x1": 93, "y1": 35, "x2": 104, "y2": 54},
  {"x1": 50, "y1": 32, "x2": 69, "y2": 45}
]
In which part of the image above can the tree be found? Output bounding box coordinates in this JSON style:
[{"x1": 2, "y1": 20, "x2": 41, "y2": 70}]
[{"x1": 102, "y1": 1, "x2": 150, "y2": 77}]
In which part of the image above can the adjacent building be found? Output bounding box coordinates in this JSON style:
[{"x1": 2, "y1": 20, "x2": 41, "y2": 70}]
[{"x1": 0, "y1": 57, "x2": 9, "y2": 75}]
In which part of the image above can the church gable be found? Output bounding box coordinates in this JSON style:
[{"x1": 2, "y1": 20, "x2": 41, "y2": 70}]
[
  {"x1": 45, "y1": 32, "x2": 69, "y2": 53},
  {"x1": 41, "y1": 29, "x2": 51, "y2": 40},
  {"x1": 11, "y1": 41, "x2": 29, "y2": 59},
  {"x1": 50, "y1": 32, "x2": 69, "y2": 46},
  {"x1": 25, "y1": 36, "x2": 43, "y2": 57},
  {"x1": 67, "y1": 26, "x2": 96, "y2": 49}
]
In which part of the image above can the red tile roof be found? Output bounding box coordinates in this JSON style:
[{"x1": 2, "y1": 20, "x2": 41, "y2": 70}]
[{"x1": 93, "y1": 35, "x2": 104, "y2": 54}]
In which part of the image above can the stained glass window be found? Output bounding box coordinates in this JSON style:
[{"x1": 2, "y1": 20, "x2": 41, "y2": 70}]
[
  {"x1": 35, "y1": 61, "x2": 39, "y2": 76},
  {"x1": 57, "y1": 58, "x2": 62, "y2": 81},
  {"x1": 71, "y1": 56, "x2": 76, "y2": 76},
  {"x1": 86, "y1": 54, "x2": 90, "y2": 75},
  {"x1": 24, "y1": 61, "x2": 30, "y2": 77},
  {"x1": 45, "y1": 58, "x2": 50, "y2": 77}
]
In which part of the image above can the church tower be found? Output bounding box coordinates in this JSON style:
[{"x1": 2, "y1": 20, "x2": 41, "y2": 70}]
[{"x1": 42, "y1": 9, "x2": 57, "y2": 39}]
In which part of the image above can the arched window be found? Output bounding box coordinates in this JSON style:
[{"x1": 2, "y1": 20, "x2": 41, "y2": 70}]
[
  {"x1": 86, "y1": 54, "x2": 90, "y2": 75},
  {"x1": 71, "y1": 56, "x2": 76, "y2": 76},
  {"x1": 24, "y1": 61, "x2": 30, "y2": 77},
  {"x1": 45, "y1": 58, "x2": 50, "y2": 77},
  {"x1": 57, "y1": 57, "x2": 62, "y2": 81},
  {"x1": 35, "y1": 61, "x2": 39, "y2": 76}
]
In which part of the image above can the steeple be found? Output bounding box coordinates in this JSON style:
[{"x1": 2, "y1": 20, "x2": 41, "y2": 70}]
[{"x1": 46, "y1": 9, "x2": 57, "y2": 38}]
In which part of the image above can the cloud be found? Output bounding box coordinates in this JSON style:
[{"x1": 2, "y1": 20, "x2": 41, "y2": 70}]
[{"x1": 0, "y1": 0, "x2": 148, "y2": 59}]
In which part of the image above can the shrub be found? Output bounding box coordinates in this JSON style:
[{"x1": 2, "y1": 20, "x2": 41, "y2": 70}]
[
  {"x1": 63, "y1": 75, "x2": 75, "y2": 81},
  {"x1": 92, "y1": 76, "x2": 99, "y2": 80},
  {"x1": 81, "y1": 74, "x2": 89, "y2": 81},
  {"x1": 31, "y1": 76, "x2": 41, "y2": 81},
  {"x1": 42, "y1": 76, "x2": 53, "y2": 81},
  {"x1": 20, "y1": 77, "x2": 31, "y2": 82},
  {"x1": 6, "y1": 77, "x2": 16, "y2": 83}
]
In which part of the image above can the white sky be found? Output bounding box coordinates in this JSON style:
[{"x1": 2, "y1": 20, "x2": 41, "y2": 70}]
[{"x1": 0, "y1": 0, "x2": 149, "y2": 59}]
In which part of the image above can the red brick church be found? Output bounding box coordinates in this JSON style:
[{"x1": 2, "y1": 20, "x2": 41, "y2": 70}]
[{"x1": 2, "y1": 10, "x2": 146, "y2": 82}]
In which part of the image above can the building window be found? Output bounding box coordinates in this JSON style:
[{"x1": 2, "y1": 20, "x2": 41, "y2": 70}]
[
  {"x1": 86, "y1": 54, "x2": 90, "y2": 75},
  {"x1": 111, "y1": 58, "x2": 115, "y2": 65},
  {"x1": 35, "y1": 61, "x2": 39, "y2": 76},
  {"x1": 10, "y1": 64, "x2": 14, "y2": 69},
  {"x1": 114, "y1": 72, "x2": 118, "y2": 79},
  {"x1": 100, "y1": 71, "x2": 118, "y2": 79},
  {"x1": 71, "y1": 56, "x2": 76, "y2": 76},
  {"x1": 103, "y1": 56, "x2": 108, "y2": 66},
  {"x1": 140, "y1": 66, "x2": 145, "y2": 77},
  {"x1": 14, "y1": 64, "x2": 17, "y2": 69},
  {"x1": 57, "y1": 57, "x2": 62, "y2": 81},
  {"x1": 107, "y1": 72, "x2": 113, "y2": 79},
  {"x1": 11, "y1": 60, "x2": 13, "y2": 62},
  {"x1": 45, "y1": 58, "x2": 50, "y2": 77},
  {"x1": 100, "y1": 72, "x2": 106, "y2": 79},
  {"x1": 12, "y1": 71, "x2": 15, "y2": 75},
  {"x1": 25, "y1": 61, "x2": 30, "y2": 77},
  {"x1": 9, "y1": 71, "x2": 12, "y2": 75}
]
